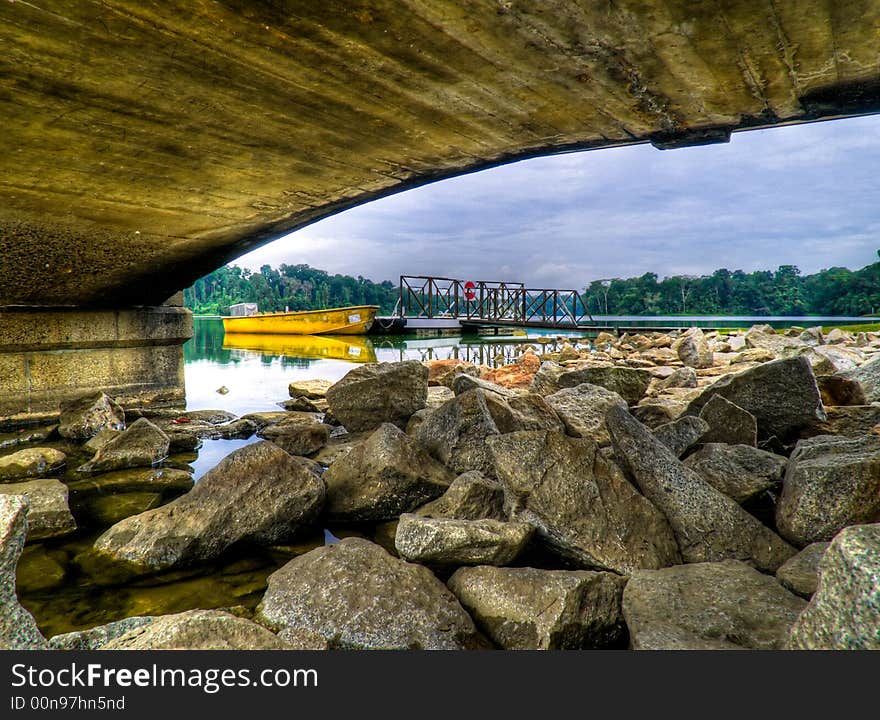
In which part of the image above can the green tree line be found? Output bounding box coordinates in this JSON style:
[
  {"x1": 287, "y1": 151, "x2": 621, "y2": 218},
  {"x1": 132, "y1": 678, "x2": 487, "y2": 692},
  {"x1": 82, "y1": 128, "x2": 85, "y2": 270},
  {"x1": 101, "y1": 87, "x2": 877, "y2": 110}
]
[{"x1": 184, "y1": 264, "x2": 398, "y2": 315}]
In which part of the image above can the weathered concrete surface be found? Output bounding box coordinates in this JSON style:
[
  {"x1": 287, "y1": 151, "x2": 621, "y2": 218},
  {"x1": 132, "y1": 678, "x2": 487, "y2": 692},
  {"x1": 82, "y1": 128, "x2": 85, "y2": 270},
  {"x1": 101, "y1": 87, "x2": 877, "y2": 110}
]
[{"x1": 1, "y1": 2, "x2": 879, "y2": 307}]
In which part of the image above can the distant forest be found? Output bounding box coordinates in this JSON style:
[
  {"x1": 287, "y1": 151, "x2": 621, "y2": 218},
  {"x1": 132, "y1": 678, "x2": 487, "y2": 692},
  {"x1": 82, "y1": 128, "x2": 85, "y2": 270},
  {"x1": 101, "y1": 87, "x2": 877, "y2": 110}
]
[{"x1": 185, "y1": 253, "x2": 880, "y2": 317}]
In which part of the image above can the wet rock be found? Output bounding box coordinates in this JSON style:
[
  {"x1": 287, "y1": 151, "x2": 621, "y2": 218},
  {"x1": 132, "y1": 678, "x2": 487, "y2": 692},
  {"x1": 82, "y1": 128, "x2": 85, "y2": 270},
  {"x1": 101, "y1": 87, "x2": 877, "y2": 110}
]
[
  {"x1": 685, "y1": 357, "x2": 825, "y2": 443},
  {"x1": 50, "y1": 616, "x2": 156, "y2": 650},
  {"x1": 93, "y1": 441, "x2": 325, "y2": 574},
  {"x1": 58, "y1": 392, "x2": 125, "y2": 441},
  {"x1": 216, "y1": 386, "x2": 229, "y2": 395},
  {"x1": 101, "y1": 609, "x2": 291, "y2": 650},
  {"x1": 655, "y1": 366, "x2": 698, "y2": 390},
  {"x1": 776, "y1": 435, "x2": 880, "y2": 546},
  {"x1": 488, "y1": 430, "x2": 680, "y2": 574},
  {"x1": 623, "y1": 560, "x2": 806, "y2": 650},
  {"x1": 395, "y1": 514, "x2": 532, "y2": 566},
  {"x1": 807, "y1": 405, "x2": 880, "y2": 438},
  {"x1": 786, "y1": 524, "x2": 880, "y2": 649},
  {"x1": 675, "y1": 328, "x2": 714, "y2": 369},
  {"x1": 288, "y1": 379, "x2": 333, "y2": 399},
  {"x1": 544, "y1": 383, "x2": 627, "y2": 445},
  {"x1": 843, "y1": 354, "x2": 880, "y2": 402},
  {"x1": 416, "y1": 389, "x2": 501, "y2": 476},
  {"x1": 16, "y1": 544, "x2": 67, "y2": 593},
  {"x1": 323, "y1": 423, "x2": 452, "y2": 522},
  {"x1": 278, "y1": 396, "x2": 324, "y2": 413},
  {"x1": 186, "y1": 418, "x2": 256, "y2": 440},
  {"x1": 78, "y1": 418, "x2": 169, "y2": 474},
  {"x1": 165, "y1": 429, "x2": 201, "y2": 452},
  {"x1": 0, "y1": 479, "x2": 76, "y2": 541},
  {"x1": 262, "y1": 422, "x2": 330, "y2": 457},
  {"x1": 683, "y1": 443, "x2": 787, "y2": 504},
  {"x1": 425, "y1": 359, "x2": 478, "y2": 388},
  {"x1": 415, "y1": 471, "x2": 506, "y2": 521},
  {"x1": 0, "y1": 495, "x2": 47, "y2": 649},
  {"x1": 326, "y1": 361, "x2": 428, "y2": 432},
  {"x1": 651, "y1": 416, "x2": 709, "y2": 458},
  {"x1": 0, "y1": 447, "x2": 66, "y2": 483},
  {"x1": 775, "y1": 542, "x2": 829, "y2": 598},
  {"x1": 83, "y1": 428, "x2": 124, "y2": 453},
  {"x1": 255, "y1": 538, "x2": 483, "y2": 649},
  {"x1": 606, "y1": 405, "x2": 796, "y2": 572},
  {"x1": 697, "y1": 394, "x2": 758, "y2": 446},
  {"x1": 0, "y1": 425, "x2": 57, "y2": 451},
  {"x1": 817, "y1": 375, "x2": 867, "y2": 406},
  {"x1": 240, "y1": 411, "x2": 312, "y2": 430},
  {"x1": 448, "y1": 566, "x2": 626, "y2": 650}
]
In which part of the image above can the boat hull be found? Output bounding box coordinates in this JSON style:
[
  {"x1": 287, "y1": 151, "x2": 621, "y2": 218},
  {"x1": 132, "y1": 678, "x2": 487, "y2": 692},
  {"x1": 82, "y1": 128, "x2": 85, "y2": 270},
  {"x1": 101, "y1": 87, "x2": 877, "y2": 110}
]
[
  {"x1": 222, "y1": 305, "x2": 379, "y2": 335},
  {"x1": 222, "y1": 333, "x2": 376, "y2": 362}
]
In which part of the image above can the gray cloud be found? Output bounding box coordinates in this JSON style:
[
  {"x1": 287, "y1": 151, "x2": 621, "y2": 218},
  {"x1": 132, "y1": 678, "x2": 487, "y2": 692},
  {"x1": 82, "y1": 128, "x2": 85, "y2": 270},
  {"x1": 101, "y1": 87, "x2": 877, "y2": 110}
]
[{"x1": 236, "y1": 115, "x2": 880, "y2": 288}]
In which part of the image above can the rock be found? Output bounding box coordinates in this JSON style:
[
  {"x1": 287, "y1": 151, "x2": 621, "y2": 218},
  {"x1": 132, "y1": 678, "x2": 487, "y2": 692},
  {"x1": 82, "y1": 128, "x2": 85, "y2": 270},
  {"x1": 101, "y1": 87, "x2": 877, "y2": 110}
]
[
  {"x1": 415, "y1": 471, "x2": 506, "y2": 520},
  {"x1": 776, "y1": 434, "x2": 880, "y2": 546},
  {"x1": 279, "y1": 396, "x2": 324, "y2": 412},
  {"x1": 483, "y1": 392, "x2": 564, "y2": 434},
  {"x1": 606, "y1": 405, "x2": 796, "y2": 571},
  {"x1": 0, "y1": 425, "x2": 57, "y2": 451},
  {"x1": 50, "y1": 616, "x2": 156, "y2": 650},
  {"x1": 844, "y1": 354, "x2": 880, "y2": 402},
  {"x1": 0, "y1": 495, "x2": 47, "y2": 649},
  {"x1": 216, "y1": 386, "x2": 229, "y2": 394},
  {"x1": 807, "y1": 404, "x2": 880, "y2": 437},
  {"x1": 594, "y1": 331, "x2": 617, "y2": 346},
  {"x1": 405, "y1": 408, "x2": 433, "y2": 436},
  {"x1": 101, "y1": 609, "x2": 291, "y2": 650},
  {"x1": 488, "y1": 430, "x2": 680, "y2": 574},
  {"x1": 697, "y1": 394, "x2": 758, "y2": 446},
  {"x1": 623, "y1": 560, "x2": 806, "y2": 650},
  {"x1": 530, "y1": 361, "x2": 565, "y2": 395},
  {"x1": 480, "y1": 352, "x2": 541, "y2": 389},
  {"x1": 786, "y1": 524, "x2": 880, "y2": 649},
  {"x1": 58, "y1": 391, "x2": 125, "y2": 440},
  {"x1": 175, "y1": 418, "x2": 256, "y2": 440},
  {"x1": 683, "y1": 443, "x2": 786, "y2": 504},
  {"x1": 93, "y1": 441, "x2": 325, "y2": 574},
  {"x1": 775, "y1": 542, "x2": 829, "y2": 598},
  {"x1": 817, "y1": 375, "x2": 867, "y2": 406},
  {"x1": 744, "y1": 326, "x2": 803, "y2": 354},
  {"x1": 448, "y1": 566, "x2": 626, "y2": 649},
  {"x1": 276, "y1": 627, "x2": 331, "y2": 650},
  {"x1": 730, "y1": 348, "x2": 776, "y2": 364},
  {"x1": 825, "y1": 328, "x2": 852, "y2": 344},
  {"x1": 309, "y1": 430, "x2": 370, "y2": 467},
  {"x1": 262, "y1": 422, "x2": 330, "y2": 457},
  {"x1": 655, "y1": 366, "x2": 698, "y2": 390},
  {"x1": 326, "y1": 361, "x2": 428, "y2": 432},
  {"x1": 322, "y1": 423, "x2": 453, "y2": 522},
  {"x1": 808, "y1": 346, "x2": 863, "y2": 374},
  {"x1": 675, "y1": 328, "x2": 714, "y2": 368},
  {"x1": 0, "y1": 479, "x2": 76, "y2": 541},
  {"x1": 452, "y1": 374, "x2": 521, "y2": 398},
  {"x1": 424, "y1": 359, "x2": 478, "y2": 388},
  {"x1": 426, "y1": 386, "x2": 455, "y2": 408},
  {"x1": 78, "y1": 418, "x2": 169, "y2": 474},
  {"x1": 536, "y1": 365, "x2": 651, "y2": 405},
  {"x1": 15, "y1": 544, "x2": 67, "y2": 593},
  {"x1": 799, "y1": 327, "x2": 824, "y2": 346},
  {"x1": 651, "y1": 416, "x2": 709, "y2": 458},
  {"x1": 288, "y1": 378, "x2": 333, "y2": 399},
  {"x1": 255, "y1": 537, "x2": 483, "y2": 649},
  {"x1": 0, "y1": 447, "x2": 66, "y2": 483},
  {"x1": 544, "y1": 383, "x2": 627, "y2": 445},
  {"x1": 395, "y1": 514, "x2": 532, "y2": 566},
  {"x1": 685, "y1": 357, "x2": 826, "y2": 443},
  {"x1": 416, "y1": 389, "x2": 501, "y2": 476},
  {"x1": 83, "y1": 428, "x2": 124, "y2": 453},
  {"x1": 631, "y1": 401, "x2": 678, "y2": 428},
  {"x1": 241, "y1": 410, "x2": 316, "y2": 430}
]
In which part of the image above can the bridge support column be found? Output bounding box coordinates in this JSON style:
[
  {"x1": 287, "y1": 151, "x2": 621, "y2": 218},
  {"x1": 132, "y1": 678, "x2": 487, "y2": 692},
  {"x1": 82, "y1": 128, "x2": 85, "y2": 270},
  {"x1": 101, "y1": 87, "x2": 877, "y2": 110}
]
[{"x1": 0, "y1": 303, "x2": 192, "y2": 428}]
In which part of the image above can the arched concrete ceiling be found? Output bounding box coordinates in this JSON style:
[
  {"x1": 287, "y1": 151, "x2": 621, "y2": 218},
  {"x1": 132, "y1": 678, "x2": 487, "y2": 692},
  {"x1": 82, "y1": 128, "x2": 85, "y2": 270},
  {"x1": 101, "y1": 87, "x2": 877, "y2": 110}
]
[{"x1": 1, "y1": 0, "x2": 879, "y2": 307}]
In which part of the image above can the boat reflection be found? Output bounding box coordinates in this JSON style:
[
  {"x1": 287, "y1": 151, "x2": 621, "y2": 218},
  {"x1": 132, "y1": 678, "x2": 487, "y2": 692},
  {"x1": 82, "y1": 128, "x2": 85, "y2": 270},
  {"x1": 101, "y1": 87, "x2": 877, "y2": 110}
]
[{"x1": 221, "y1": 332, "x2": 377, "y2": 363}]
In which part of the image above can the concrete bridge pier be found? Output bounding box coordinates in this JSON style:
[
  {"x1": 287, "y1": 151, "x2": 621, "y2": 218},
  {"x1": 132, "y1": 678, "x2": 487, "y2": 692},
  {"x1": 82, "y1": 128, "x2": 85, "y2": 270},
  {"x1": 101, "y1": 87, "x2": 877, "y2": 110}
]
[{"x1": 0, "y1": 300, "x2": 192, "y2": 428}]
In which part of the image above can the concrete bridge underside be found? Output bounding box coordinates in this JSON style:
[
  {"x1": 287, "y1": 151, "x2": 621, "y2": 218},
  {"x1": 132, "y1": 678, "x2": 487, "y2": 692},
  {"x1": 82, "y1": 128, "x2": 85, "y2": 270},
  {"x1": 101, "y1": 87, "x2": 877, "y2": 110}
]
[{"x1": 1, "y1": 0, "x2": 879, "y2": 419}]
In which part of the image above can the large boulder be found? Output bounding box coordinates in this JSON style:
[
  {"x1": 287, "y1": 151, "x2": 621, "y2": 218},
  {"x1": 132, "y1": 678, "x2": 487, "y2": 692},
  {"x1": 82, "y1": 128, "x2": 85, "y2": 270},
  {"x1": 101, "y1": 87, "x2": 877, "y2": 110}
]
[
  {"x1": 425, "y1": 359, "x2": 478, "y2": 388},
  {"x1": 844, "y1": 354, "x2": 880, "y2": 402},
  {"x1": 535, "y1": 365, "x2": 651, "y2": 405},
  {"x1": 683, "y1": 443, "x2": 787, "y2": 504},
  {"x1": 480, "y1": 352, "x2": 541, "y2": 389},
  {"x1": 743, "y1": 326, "x2": 804, "y2": 355},
  {"x1": 93, "y1": 441, "x2": 325, "y2": 574},
  {"x1": 776, "y1": 435, "x2": 880, "y2": 546},
  {"x1": 452, "y1": 374, "x2": 521, "y2": 398},
  {"x1": 288, "y1": 378, "x2": 332, "y2": 399},
  {"x1": 488, "y1": 430, "x2": 680, "y2": 574},
  {"x1": 675, "y1": 328, "x2": 714, "y2": 369},
  {"x1": 684, "y1": 357, "x2": 825, "y2": 443},
  {"x1": 414, "y1": 471, "x2": 506, "y2": 521},
  {"x1": 322, "y1": 423, "x2": 453, "y2": 522},
  {"x1": 49, "y1": 616, "x2": 156, "y2": 650},
  {"x1": 448, "y1": 566, "x2": 627, "y2": 649},
  {"x1": 0, "y1": 447, "x2": 66, "y2": 483},
  {"x1": 786, "y1": 524, "x2": 880, "y2": 650},
  {"x1": 255, "y1": 538, "x2": 483, "y2": 649},
  {"x1": 775, "y1": 542, "x2": 829, "y2": 598},
  {"x1": 623, "y1": 560, "x2": 806, "y2": 650},
  {"x1": 651, "y1": 416, "x2": 709, "y2": 458},
  {"x1": 698, "y1": 394, "x2": 758, "y2": 446},
  {"x1": 101, "y1": 610, "x2": 292, "y2": 650},
  {"x1": 325, "y1": 361, "x2": 428, "y2": 432},
  {"x1": 482, "y1": 392, "x2": 564, "y2": 434},
  {"x1": 544, "y1": 383, "x2": 627, "y2": 445},
  {"x1": 395, "y1": 514, "x2": 533, "y2": 566},
  {"x1": 261, "y1": 421, "x2": 330, "y2": 457},
  {"x1": 0, "y1": 479, "x2": 76, "y2": 541},
  {"x1": 58, "y1": 391, "x2": 125, "y2": 440},
  {"x1": 77, "y1": 418, "x2": 169, "y2": 474},
  {"x1": 606, "y1": 405, "x2": 796, "y2": 572},
  {"x1": 416, "y1": 389, "x2": 501, "y2": 475},
  {"x1": 807, "y1": 405, "x2": 880, "y2": 438},
  {"x1": 0, "y1": 495, "x2": 47, "y2": 649}
]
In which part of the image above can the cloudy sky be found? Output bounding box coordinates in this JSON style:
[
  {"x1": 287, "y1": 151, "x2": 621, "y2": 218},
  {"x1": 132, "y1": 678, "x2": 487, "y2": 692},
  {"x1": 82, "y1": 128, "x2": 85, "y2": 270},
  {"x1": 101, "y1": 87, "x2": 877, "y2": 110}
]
[{"x1": 236, "y1": 114, "x2": 880, "y2": 289}]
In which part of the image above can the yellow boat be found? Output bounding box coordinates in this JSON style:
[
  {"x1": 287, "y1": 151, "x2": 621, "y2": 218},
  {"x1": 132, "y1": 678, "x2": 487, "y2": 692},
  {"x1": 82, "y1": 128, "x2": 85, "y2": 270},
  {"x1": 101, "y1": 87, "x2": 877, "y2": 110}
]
[
  {"x1": 222, "y1": 305, "x2": 379, "y2": 335},
  {"x1": 222, "y1": 332, "x2": 377, "y2": 362}
]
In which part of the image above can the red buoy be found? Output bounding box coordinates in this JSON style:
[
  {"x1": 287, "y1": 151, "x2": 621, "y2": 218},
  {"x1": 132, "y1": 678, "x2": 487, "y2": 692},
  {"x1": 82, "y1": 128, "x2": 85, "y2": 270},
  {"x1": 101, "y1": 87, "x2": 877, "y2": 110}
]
[{"x1": 464, "y1": 280, "x2": 476, "y2": 301}]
